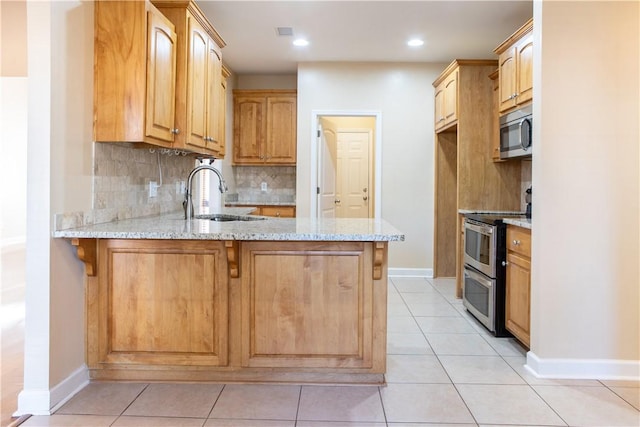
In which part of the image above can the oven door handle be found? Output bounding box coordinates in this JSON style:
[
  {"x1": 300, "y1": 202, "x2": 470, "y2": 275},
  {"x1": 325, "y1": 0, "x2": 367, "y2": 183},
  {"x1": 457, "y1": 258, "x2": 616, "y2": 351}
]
[
  {"x1": 464, "y1": 268, "x2": 493, "y2": 288},
  {"x1": 465, "y1": 221, "x2": 493, "y2": 236}
]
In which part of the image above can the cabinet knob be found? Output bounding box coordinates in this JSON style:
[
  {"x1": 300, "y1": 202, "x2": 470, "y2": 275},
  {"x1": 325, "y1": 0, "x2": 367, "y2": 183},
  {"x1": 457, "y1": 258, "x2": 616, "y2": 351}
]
[
  {"x1": 513, "y1": 239, "x2": 521, "y2": 245},
  {"x1": 171, "y1": 128, "x2": 180, "y2": 135},
  {"x1": 502, "y1": 261, "x2": 508, "y2": 267},
  {"x1": 275, "y1": 212, "x2": 280, "y2": 217}
]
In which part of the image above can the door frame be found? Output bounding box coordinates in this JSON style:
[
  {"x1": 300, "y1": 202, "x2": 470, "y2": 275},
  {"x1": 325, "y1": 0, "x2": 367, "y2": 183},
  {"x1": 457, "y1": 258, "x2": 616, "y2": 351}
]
[{"x1": 310, "y1": 110, "x2": 382, "y2": 219}]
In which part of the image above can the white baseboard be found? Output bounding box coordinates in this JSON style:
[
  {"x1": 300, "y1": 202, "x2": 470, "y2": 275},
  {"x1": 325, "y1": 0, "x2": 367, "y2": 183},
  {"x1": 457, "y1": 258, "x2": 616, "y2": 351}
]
[
  {"x1": 388, "y1": 268, "x2": 432, "y2": 278},
  {"x1": 15, "y1": 365, "x2": 89, "y2": 416},
  {"x1": 526, "y1": 351, "x2": 640, "y2": 380}
]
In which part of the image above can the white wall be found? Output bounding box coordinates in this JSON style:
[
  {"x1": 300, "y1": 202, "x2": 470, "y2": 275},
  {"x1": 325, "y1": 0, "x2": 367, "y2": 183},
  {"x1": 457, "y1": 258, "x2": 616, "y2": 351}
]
[
  {"x1": 19, "y1": 0, "x2": 92, "y2": 415},
  {"x1": 0, "y1": 78, "x2": 28, "y2": 246},
  {"x1": 297, "y1": 63, "x2": 447, "y2": 271},
  {"x1": 529, "y1": 1, "x2": 639, "y2": 378}
]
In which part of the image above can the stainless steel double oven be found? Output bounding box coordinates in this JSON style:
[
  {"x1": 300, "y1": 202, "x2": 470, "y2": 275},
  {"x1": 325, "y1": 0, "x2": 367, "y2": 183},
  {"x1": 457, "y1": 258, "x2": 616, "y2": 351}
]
[{"x1": 462, "y1": 213, "x2": 519, "y2": 337}]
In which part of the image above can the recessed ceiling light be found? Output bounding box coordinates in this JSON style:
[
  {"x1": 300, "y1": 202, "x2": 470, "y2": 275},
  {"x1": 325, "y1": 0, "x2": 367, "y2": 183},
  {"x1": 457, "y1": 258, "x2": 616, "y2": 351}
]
[
  {"x1": 407, "y1": 39, "x2": 424, "y2": 47},
  {"x1": 293, "y1": 38, "x2": 309, "y2": 47}
]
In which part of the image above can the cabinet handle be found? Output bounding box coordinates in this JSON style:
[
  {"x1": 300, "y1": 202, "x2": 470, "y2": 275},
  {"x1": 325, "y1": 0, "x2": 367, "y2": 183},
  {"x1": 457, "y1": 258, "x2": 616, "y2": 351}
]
[{"x1": 171, "y1": 128, "x2": 180, "y2": 135}]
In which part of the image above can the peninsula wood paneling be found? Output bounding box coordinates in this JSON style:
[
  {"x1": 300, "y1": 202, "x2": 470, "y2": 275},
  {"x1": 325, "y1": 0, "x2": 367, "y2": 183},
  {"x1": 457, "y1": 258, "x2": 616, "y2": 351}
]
[
  {"x1": 95, "y1": 239, "x2": 228, "y2": 367},
  {"x1": 240, "y1": 241, "x2": 382, "y2": 370}
]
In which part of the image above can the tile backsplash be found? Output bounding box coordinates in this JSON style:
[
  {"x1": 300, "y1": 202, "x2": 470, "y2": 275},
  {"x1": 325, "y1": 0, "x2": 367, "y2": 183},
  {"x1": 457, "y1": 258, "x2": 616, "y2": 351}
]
[
  {"x1": 55, "y1": 143, "x2": 194, "y2": 230},
  {"x1": 230, "y1": 166, "x2": 296, "y2": 204}
]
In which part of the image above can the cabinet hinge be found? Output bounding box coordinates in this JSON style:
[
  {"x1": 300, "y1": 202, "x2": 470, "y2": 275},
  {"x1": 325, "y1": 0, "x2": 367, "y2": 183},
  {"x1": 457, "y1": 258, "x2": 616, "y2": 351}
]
[
  {"x1": 317, "y1": 130, "x2": 321, "y2": 138},
  {"x1": 317, "y1": 187, "x2": 320, "y2": 195}
]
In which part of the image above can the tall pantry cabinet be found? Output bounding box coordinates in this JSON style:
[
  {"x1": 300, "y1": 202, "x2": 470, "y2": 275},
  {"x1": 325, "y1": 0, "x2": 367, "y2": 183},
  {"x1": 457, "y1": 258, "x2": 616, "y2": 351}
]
[{"x1": 432, "y1": 60, "x2": 522, "y2": 297}]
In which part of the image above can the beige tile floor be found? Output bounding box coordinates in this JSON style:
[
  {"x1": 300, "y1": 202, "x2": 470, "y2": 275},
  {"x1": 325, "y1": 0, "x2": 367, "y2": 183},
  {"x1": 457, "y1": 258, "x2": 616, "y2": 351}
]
[{"x1": 6, "y1": 275, "x2": 640, "y2": 427}]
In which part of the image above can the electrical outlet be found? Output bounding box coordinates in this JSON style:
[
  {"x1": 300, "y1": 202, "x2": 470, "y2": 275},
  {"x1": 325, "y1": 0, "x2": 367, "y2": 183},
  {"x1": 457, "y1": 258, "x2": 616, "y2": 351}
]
[
  {"x1": 149, "y1": 181, "x2": 158, "y2": 198},
  {"x1": 261, "y1": 182, "x2": 268, "y2": 192}
]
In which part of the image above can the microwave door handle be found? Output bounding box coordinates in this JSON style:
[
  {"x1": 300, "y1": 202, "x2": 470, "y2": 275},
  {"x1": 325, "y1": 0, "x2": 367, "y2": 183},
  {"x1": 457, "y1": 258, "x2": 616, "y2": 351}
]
[{"x1": 519, "y1": 118, "x2": 532, "y2": 150}]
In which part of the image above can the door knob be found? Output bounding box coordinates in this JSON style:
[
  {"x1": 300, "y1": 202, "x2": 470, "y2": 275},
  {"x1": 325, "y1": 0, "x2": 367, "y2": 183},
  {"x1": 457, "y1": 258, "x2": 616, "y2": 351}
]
[
  {"x1": 363, "y1": 196, "x2": 368, "y2": 201},
  {"x1": 335, "y1": 199, "x2": 341, "y2": 204}
]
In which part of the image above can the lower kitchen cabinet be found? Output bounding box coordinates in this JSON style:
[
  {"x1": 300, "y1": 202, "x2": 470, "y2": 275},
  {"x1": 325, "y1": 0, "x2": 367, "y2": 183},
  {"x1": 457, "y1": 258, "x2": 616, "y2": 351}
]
[
  {"x1": 227, "y1": 204, "x2": 296, "y2": 218},
  {"x1": 89, "y1": 240, "x2": 229, "y2": 369},
  {"x1": 505, "y1": 225, "x2": 531, "y2": 347},
  {"x1": 258, "y1": 205, "x2": 296, "y2": 218},
  {"x1": 83, "y1": 238, "x2": 388, "y2": 383},
  {"x1": 239, "y1": 241, "x2": 382, "y2": 370}
]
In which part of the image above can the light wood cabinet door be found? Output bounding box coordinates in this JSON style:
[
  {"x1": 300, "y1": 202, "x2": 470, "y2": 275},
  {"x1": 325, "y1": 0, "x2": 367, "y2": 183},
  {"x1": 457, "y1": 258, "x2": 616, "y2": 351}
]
[
  {"x1": 155, "y1": 1, "x2": 226, "y2": 157},
  {"x1": 93, "y1": 240, "x2": 228, "y2": 367},
  {"x1": 265, "y1": 96, "x2": 297, "y2": 164},
  {"x1": 498, "y1": 47, "x2": 518, "y2": 113},
  {"x1": 233, "y1": 96, "x2": 266, "y2": 164},
  {"x1": 433, "y1": 66, "x2": 458, "y2": 133},
  {"x1": 505, "y1": 226, "x2": 531, "y2": 347},
  {"x1": 233, "y1": 90, "x2": 297, "y2": 165},
  {"x1": 516, "y1": 33, "x2": 533, "y2": 106},
  {"x1": 206, "y1": 42, "x2": 222, "y2": 152},
  {"x1": 218, "y1": 66, "x2": 230, "y2": 157},
  {"x1": 434, "y1": 82, "x2": 446, "y2": 130},
  {"x1": 186, "y1": 17, "x2": 222, "y2": 152},
  {"x1": 443, "y1": 71, "x2": 458, "y2": 127},
  {"x1": 496, "y1": 19, "x2": 533, "y2": 113},
  {"x1": 186, "y1": 17, "x2": 209, "y2": 150},
  {"x1": 94, "y1": 0, "x2": 177, "y2": 146},
  {"x1": 145, "y1": 8, "x2": 177, "y2": 143},
  {"x1": 240, "y1": 241, "x2": 378, "y2": 370}
]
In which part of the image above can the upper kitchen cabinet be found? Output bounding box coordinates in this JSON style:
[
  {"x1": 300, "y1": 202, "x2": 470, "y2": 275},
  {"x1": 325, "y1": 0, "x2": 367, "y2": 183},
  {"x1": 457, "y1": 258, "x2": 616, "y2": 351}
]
[
  {"x1": 94, "y1": 0, "x2": 227, "y2": 157},
  {"x1": 495, "y1": 18, "x2": 533, "y2": 114},
  {"x1": 94, "y1": 0, "x2": 178, "y2": 147},
  {"x1": 433, "y1": 68, "x2": 458, "y2": 132},
  {"x1": 217, "y1": 65, "x2": 231, "y2": 158},
  {"x1": 233, "y1": 90, "x2": 297, "y2": 165},
  {"x1": 155, "y1": 0, "x2": 226, "y2": 157}
]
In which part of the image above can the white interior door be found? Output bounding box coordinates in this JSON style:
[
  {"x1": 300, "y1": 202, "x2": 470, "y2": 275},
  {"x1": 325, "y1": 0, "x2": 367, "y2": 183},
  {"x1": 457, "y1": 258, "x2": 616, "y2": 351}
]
[
  {"x1": 318, "y1": 126, "x2": 337, "y2": 218},
  {"x1": 336, "y1": 131, "x2": 370, "y2": 218}
]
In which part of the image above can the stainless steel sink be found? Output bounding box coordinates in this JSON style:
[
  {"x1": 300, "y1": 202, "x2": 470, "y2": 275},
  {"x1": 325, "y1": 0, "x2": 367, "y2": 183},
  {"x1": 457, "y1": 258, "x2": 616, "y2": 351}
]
[{"x1": 194, "y1": 213, "x2": 266, "y2": 222}]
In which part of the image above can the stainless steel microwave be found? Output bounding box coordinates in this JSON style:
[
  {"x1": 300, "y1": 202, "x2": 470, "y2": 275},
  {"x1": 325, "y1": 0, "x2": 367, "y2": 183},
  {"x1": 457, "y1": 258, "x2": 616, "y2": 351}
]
[{"x1": 499, "y1": 105, "x2": 532, "y2": 160}]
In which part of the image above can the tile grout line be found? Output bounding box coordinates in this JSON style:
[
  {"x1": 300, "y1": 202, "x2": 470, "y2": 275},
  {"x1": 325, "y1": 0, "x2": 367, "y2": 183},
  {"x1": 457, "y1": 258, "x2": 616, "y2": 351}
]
[
  {"x1": 108, "y1": 383, "x2": 150, "y2": 427},
  {"x1": 376, "y1": 385, "x2": 389, "y2": 427},
  {"x1": 205, "y1": 383, "x2": 225, "y2": 421},
  {"x1": 293, "y1": 384, "x2": 302, "y2": 426}
]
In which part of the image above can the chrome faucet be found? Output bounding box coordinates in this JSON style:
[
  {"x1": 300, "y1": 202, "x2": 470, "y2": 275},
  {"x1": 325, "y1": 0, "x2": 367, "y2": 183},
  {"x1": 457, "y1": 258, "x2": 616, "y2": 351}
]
[{"x1": 184, "y1": 164, "x2": 228, "y2": 219}]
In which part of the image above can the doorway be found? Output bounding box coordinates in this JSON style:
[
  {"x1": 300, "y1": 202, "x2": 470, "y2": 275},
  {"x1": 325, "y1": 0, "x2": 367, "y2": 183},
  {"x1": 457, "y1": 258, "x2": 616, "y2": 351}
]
[{"x1": 311, "y1": 112, "x2": 382, "y2": 219}]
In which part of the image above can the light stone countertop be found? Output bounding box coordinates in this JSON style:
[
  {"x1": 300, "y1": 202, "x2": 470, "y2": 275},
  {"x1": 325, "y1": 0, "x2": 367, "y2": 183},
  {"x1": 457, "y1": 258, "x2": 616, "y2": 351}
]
[
  {"x1": 53, "y1": 212, "x2": 405, "y2": 242},
  {"x1": 225, "y1": 201, "x2": 296, "y2": 207},
  {"x1": 502, "y1": 217, "x2": 532, "y2": 230}
]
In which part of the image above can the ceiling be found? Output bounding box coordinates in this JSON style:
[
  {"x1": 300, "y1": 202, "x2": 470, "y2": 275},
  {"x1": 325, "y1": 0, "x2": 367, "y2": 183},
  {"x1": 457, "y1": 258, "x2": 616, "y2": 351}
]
[{"x1": 197, "y1": 1, "x2": 533, "y2": 75}]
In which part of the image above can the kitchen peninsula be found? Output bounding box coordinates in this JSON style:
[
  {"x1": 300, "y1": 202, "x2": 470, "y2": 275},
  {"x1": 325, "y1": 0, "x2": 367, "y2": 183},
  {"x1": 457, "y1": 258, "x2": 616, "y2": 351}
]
[{"x1": 54, "y1": 214, "x2": 403, "y2": 385}]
